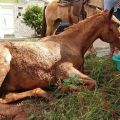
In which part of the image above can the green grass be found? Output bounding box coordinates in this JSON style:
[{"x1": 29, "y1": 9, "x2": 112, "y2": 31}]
[{"x1": 21, "y1": 55, "x2": 120, "y2": 120}]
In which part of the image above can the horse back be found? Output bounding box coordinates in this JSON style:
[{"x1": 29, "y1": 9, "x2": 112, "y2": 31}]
[{"x1": 5, "y1": 41, "x2": 61, "y2": 70}]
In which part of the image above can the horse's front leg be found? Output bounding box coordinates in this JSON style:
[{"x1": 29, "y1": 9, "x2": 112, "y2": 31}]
[
  {"x1": 0, "y1": 88, "x2": 52, "y2": 104},
  {"x1": 46, "y1": 25, "x2": 53, "y2": 36},
  {"x1": 56, "y1": 62, "x2": 96, "y2": 90},
  {"x1": 46, "y1": 20, "x2": 56, "y2": 36}
]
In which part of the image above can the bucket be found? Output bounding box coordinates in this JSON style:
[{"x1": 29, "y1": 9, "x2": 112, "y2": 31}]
[{"x1": 112, "y1": 54, "x2": 120, "y2": 71}]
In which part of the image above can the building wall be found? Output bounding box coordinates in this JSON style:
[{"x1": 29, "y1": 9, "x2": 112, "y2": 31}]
[
  {"x1": 0, "y1": 0, "x2": 45, "y2": 38},
  {"x1": 0, "y1": 3, "x2": 16, "y2": 38}
]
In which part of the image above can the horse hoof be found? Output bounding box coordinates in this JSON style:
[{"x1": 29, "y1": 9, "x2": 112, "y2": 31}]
[{"x1": 0, "y1": 99, "x2": 7, "y2": 104}]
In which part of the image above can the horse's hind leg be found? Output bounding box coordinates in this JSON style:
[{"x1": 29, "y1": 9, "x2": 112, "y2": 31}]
[
  {"x1": 57, "y1": 62, "x2": 96, "y2": 90},
  {"x1": 0, "y1": 88, "x2": 52, "y2": 103}
]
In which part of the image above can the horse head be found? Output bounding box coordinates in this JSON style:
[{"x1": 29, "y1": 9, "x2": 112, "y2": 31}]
[{"x1": 99, "y1": 7, "x2": 120, "y2": 49}]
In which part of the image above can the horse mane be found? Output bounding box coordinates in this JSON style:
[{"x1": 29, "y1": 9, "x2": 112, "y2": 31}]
[{"x1": 64, "y1": 10, "x2": 108, "y2": 32}]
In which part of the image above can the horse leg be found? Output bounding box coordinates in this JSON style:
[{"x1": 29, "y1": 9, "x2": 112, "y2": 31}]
[
  {"x1": 57, "y1": 62, "x2": 96, "y2": 90},
  {"x1": 46, "y1": 25, "x2": 54, "y2": 36},
  {"x1": 53, "y1": 19, "x2": 62, "y2": 34},
  {"x1": 0, "y1": 88, "x2": 52, "y2": 103},
  {"x1": 46, "y1": 19, "x2": 56, "y2": 36},
  {"x1": 46, "y1": 23, "x2": 60, "y2": 36}
]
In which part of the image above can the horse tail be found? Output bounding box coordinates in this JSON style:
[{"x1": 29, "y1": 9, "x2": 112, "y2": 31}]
[{"x1": 41, "y1": 6, "x2": 47, "y2": 37}]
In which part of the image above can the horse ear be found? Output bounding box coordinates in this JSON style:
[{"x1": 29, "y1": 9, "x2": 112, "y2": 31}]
[{"x1": 108, "y1": 7, "x2": 114, "y2": 19}]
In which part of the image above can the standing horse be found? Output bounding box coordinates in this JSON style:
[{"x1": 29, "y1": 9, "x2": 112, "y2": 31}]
[
  {"x1": 0, "y1": 8, "x2": 120, "y2": 103},
  {"x1": 41, "y1": 0, "x2": 103, "y2": 37}
]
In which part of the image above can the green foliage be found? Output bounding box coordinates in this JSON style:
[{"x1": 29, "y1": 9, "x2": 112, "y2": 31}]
[
  {"x1": 85, "y1": 55, "x2": 117, "y2": 86},
  {"x1": 22, "y1": 5, "x2": 43, "y2": 35},
  {"x1": 63, "y1": 75, "x2": 80, "y2": 86},
  {"x1": 29, "y1": 114, "x2": 37, "y2": 120}
]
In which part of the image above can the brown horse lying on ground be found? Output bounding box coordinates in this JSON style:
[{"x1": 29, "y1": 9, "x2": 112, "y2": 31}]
[{"x1": 0, "y1": 8, "x2": 120, "y2": 104}]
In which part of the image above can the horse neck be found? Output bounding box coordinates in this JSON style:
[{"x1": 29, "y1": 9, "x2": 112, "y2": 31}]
[
  {"x1": 79, "y1": 21, "x2": 102, "y2": 54},
  {"x1": 59, "y1": 16, "x2": 104, "y2": 54}
]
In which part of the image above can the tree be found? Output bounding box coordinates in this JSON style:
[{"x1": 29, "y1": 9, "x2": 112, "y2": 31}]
[{"x1": 22, "y1": 5, "x2": 43, "y2": 36}]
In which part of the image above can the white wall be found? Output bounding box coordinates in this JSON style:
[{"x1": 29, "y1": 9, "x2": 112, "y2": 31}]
[
  {"x1": 0, "y1": 6, "x2": 4, "y2": 38},
  {"x1": 0, "y1": 3, "x2": 15, "y2": 38},
  {"x1": 0, "y1": 1, "x2": 45, "y2": 38}
]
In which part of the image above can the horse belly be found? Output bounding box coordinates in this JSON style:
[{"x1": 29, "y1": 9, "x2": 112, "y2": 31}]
[{"x1": 7, "y1": 67, "x2": 57, "y2": 92}]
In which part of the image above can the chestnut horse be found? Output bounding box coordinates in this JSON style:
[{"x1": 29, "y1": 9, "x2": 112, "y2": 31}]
[
  {"x1": 41, "y1": 0, "x2": 103, "y2": 36},
  {"x1": 0, "y1": 8, "x2": 120, "y2": 103}
]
